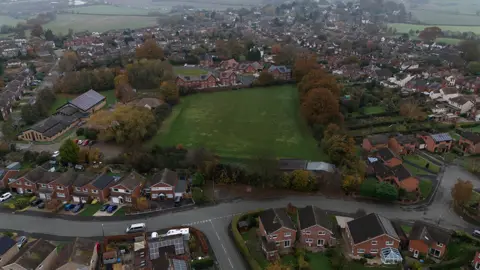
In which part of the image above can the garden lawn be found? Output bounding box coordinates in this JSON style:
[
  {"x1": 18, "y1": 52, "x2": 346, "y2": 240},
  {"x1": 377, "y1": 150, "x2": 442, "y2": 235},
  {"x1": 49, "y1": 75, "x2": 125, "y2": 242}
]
[
  {"x1": 401, "y1": 225, "x2": 412, "y2": 235},
  {"x1": 50, "y1": 90, "x2": 116, "y2": 114},
  {"x1": 404, "y1": 163, "x2": 433, "y2": 176},
  {"x1": 305, "y1": 253, "x2": 332, "y2": 270},
  {"x1": 362, "y1": 106, "x2": 385, "y2": 115},
  {"x1": 150, "y1": 86, "x2": 327, "y2": 160},
  {"x1": 79, "y1": 204, "x2": 102, "y2": 216},
  {"x1": 419, "y1": 179, "x2": 433, "y2": 199},
  {"x1": 240, "y1": 228, "x2": 269, "y2": 268},
  {"x1": 404, "y1": 155, "x2": 440, "y2": 173},
  {"x1": 389, "y1": 23, "x2": 480, "y2": 34},
  {"x1": 112, "y1": 207, "x2": 126, "y2": 216},
  {"x1": 466, "y1": 125, "x2": 480, "y2": 133}
]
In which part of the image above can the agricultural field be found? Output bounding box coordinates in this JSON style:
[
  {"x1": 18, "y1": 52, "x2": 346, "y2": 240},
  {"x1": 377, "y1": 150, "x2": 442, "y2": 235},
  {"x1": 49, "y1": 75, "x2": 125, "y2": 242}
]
[
  {"x1": 389, "y1": 23, "x2": 480, "y2": 34},
  {"x1": 150, "y1": 85, "x2": 327, "y2": 161},
  {"x1": 67, "y1": 5, "x2": 151, "y2": 15},
  {"x1": 0, "y1": 15, "x2": 24, "y2": 26},
  {"x1": 411, "y1": 9, "x2": 480, "y2": 26},
  {"x1": 42, "y1": 14, "x2": 157, "y2": 34}
]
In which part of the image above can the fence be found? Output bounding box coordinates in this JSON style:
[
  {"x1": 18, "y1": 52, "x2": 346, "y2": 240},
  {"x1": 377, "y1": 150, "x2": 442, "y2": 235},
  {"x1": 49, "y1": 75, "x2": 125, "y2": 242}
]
[{"x1": 124, "y1": 199, "x2": 195, "y2": 216}]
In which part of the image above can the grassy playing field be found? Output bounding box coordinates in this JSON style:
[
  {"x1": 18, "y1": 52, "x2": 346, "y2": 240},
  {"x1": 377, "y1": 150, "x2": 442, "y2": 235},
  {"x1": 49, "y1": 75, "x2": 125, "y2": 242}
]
[
  {"x1": 68, "y1": 5, "x2": 151, "y2": 15},
  {"x1": 149, "y1": 85, "x2": 327, "y2": 160},
  {"x1": 42, "y1": 14, "x2": 157, "y2": 34},
  {"x1": 389, "y1": 23, "x2": 480, "y2": 34}
]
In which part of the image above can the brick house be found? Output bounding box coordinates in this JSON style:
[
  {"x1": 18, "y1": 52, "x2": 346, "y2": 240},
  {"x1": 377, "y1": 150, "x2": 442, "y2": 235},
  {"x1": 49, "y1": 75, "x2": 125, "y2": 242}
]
[
  {"x1": 258, "y1": 208, "x2": 297, "y2": 260},
  {"x1": 388, "y1": 135, "x2": 418, "y2": 155},
  {"x1": 219, "y1": 59, "x2": 238, "y2": 70},
  {"x1": 0, "y1": 170, "x2": 19, "y2": 190},
  {"x1": 371, "y1": 162, "x2": 419, "y2": 192},
  {"x1": 459, "y1": 131, "x2": 480, "y2": 154},
  {"x1": 110, "y1": 172, "x2": 146, "y2": 205},
  {"x1": 147, "y1": 169, "x2": 178, "y2": 200},
  {"x1": 473, "y1": 251, "x2": 480, "y2": 270},
  {"x1": 362, "y1": 134, "x2": 389, "y2": 152},
  {"x1": 297, "y1": 205, "x2": 336, "y2": 252},
  {"x1": 237, "y1": 62, "x2": 262, "y2": 73},
  {"x1": 37, "y1": 170, "x2": 93, "y2": 202},
  {"x1": 9, "y1": 167, "x2": 60, "y2": 195},
  {"x1": 408, "y1": 221, "x2": 452, "y2": 259},
  {"x1": 219, "y1": 71, "x2": 237, "y2": 86},
  {"x1": 346, "y1": 213, "x2": 401, "y2": 257},
  {"x1": 199, "y1": 53, "x2": 214, "y2": 67},
  {"x1": 72, "y1": 173, "x2": 117, "y2": 203},
  {"x1": 175, "y1": 73, "x2": 217, "y2": 89},
  {"x1": 418, "y1": 133, "x2": 453, "y2": 153},
  {"x1": 267, "y1": 65, "x2": 292, "y2": 80},
  {"x1": 375, "y1": 148, "x2": 402, "y2": 168}
]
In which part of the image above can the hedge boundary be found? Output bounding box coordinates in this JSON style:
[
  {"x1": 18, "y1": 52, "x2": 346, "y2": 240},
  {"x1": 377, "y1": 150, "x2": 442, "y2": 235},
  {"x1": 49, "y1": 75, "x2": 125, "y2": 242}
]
[{"x1": 231, "y1": 210, "x2": 263, "y2": 270}]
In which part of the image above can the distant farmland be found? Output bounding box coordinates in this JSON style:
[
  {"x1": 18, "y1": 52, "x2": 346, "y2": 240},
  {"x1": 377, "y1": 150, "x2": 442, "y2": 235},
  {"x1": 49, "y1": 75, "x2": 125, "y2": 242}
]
[{"x1": 389, "y1": 23, "x2": 480, "y2": 34}]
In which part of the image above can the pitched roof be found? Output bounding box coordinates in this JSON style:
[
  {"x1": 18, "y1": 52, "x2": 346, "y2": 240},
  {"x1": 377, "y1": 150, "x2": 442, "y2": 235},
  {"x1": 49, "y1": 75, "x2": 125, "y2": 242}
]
[
  {"x1": 298, "y1": 205, "x2": 334, "y2": 232},
  {"x1": 441, "y1": 87, "x2": 457, "y2": 95},
  {"x1": 68, "y1": 89, "x2": 105, "y2": 111},
  {"x1": 460, "y1": 131, "x2": 480, "y2": 144},
  {"x1": 394, "y1": 134, "x2": 417, "y2": 145},
  {"x1": 91, "y1": 173, "x2": 116, "y2": 189},
  {"x1": 56, "y1": 238, "x2": 97, "y2": 269},
  {"x1": 22, "y1": 166, "x2": 61, "y2": 184},
  {"x1": 377, "y1": 148, "x2": 396, "y2": 161},
  {"x1": 0, "y1": 236, "x2": 15, "y2": 255},
  {"x1": 366, "y1": 134, "x2": 389, "y2": 145},
  {"x1": 268, "y1": 65, "x2": 291, "y2": 73},
  {"x1": 347, "y1": 213, "x2": 399, "y2": 244},
  {"x1": 409, "y1": 221, "x2": 452, "y2": 245},
  {"x1": 430, "y1": 133, "x2": 452, "y2": 143},
  {"x1": 29, "y1": 113, "x2": 87, "y2": 138},
  {"x1": 55, "y1": 170, "x2": 97, "y2": 187},
  {"x1": 391, "y1": 164, "x2": 412, "y2": 181},
  {"x1": 259, "y1": 208, "x2": 295, "y2": 234},
  {"x1": 115, "y1": 171, "x2": 145, "y2": 190},
  {"x1": 12, "y1": 239, "x2": 56, "y2": 269},
  {"x1": 151, "y1": 168, "x2": 177, "y2": 187}
]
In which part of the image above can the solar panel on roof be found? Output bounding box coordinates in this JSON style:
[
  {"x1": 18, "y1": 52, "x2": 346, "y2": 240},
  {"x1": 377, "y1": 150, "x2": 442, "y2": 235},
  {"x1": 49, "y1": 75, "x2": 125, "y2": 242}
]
[{"x1": 431, "y1": 133, "x2": 452, "y2": 142}]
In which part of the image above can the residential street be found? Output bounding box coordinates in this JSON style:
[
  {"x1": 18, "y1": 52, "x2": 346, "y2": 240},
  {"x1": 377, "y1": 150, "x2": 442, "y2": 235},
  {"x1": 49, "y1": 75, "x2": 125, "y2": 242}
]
[{"x1": 0, "y1": 165, "x2": 478, "y2": 269}]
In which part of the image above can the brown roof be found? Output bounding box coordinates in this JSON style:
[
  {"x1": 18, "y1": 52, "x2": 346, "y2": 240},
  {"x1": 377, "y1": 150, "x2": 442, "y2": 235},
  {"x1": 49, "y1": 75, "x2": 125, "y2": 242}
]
[
  {"x1": 22, "y1": 166, "x2": 61, "y2": 184},
  {"x1": 8, "y1": 239, "x2": 56, "y2": 269},
  {"x1": 150, "y1": 169, "x2": 177, "y2": 187},
  {"x1": 115, "y1": 171, "x2": 146, "y2": 190}
]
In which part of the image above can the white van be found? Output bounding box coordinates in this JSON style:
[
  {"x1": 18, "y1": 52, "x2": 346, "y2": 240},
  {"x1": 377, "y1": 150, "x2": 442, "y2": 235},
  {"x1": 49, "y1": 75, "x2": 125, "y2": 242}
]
[{"x1": 126, "y1": 223, "x2": 146, "y2": 233}]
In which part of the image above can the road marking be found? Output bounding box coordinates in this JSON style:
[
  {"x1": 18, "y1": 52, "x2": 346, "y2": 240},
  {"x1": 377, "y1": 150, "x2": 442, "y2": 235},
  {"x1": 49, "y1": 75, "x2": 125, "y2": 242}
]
[
  {"x1": 215, "y1": 232, "x2": 220, "y2": 240},
  {"x1": 210, "y1": 220, "x2": 234, "y2": 269},
  {"x1": 182, "y1": 213, "x2": 243, "y2": 226},
  {"x1": 221, "y1": 244, "x2": 227, "y2": 253},
  {"x1": 228, "y1": 258, "x2": 234, "y2": 268}
]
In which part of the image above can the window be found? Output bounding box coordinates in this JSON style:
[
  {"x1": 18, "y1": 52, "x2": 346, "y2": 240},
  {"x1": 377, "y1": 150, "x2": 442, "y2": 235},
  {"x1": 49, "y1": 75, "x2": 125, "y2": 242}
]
[
  {"x1": 112, "y1": 188, "x2": 119, "y2": 192},
  {"x1": 317, "y1": 239, "x2": 324, "y2": 246},
  {"x1": 437, "y1": 242, "x2": 443, "y2": 247},
  {"x1": 284, "y1": 240, "x2": 291, "y2": 248},
  {"x1": 125, "y1": 189, "x2": 132, "y2": 194},
  {"x1": 386, "y1": 241, "x2": 394, "y2": 246},
  {"x1": 75, "y1": 187, "x2": 81, "y2": 191},
  {"x1": 318, "y1": 231, "x2": 326, "y2": 235},
  {"x1": 305, "y1": 238, "x2": 313, "y2": 243},
  {"x1": 304, "y1": 231, "x2": 311, "y2": 235},
  {"x1": 371, "y1": 240, "x2": 378, "y2": 245},
  {"x1": 57, "y1": 186, "x2": 63, "y2": 190},
  {"x1": 271, "y1": 234, "x2": 278, "y2": 239},
  {"x1": 92, "y1": 189, "x2": 98, "y2": 193},
  {"x1": 357, "y1": 249, "x2": 365, "y2": 254},
  {"x1": 276, "y1": 242, "x2": 280, "y2": 247},
  {"x1": 57, "y1": 193, "x2": 65, "y2": 198},
  {"x1": 41, "y1": 184, "x2": 46, "y2": 188},
  {"x1": 125, "y1": 197, "x2": 132, "y2": 202},
  {"x1": 26, "y1": 189, "x2": 32, "y2": 193},
  {"x1": 284, "y1": 232, "x2": 291, "y2": 237},
  {"x1": 370, "y1": 249, "x2": 378, "y2": 254}
]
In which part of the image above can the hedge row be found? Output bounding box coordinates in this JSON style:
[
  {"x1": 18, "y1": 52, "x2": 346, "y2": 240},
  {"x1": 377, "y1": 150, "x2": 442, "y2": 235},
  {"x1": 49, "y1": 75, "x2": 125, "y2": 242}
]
[
  {"x1": 346, "y1": 110, "x2": 400, "y2": 120},
  {"x1": 191, "y1": 257, "x2": 214, "y2": 269},
  {"x1": 231, "y1": 210, "x2": 263, "y2": 270}
]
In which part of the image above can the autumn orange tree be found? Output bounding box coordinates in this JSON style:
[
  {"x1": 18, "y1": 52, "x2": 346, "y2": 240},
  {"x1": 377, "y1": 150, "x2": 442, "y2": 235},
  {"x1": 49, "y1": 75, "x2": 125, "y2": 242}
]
[
  {"x1": 451, "y1": 179, "x2": 473, "y2": 206},
  {"x1": 399, "y1": 101, "x2": 426, "y2": 121},
  {"x1": 136, "y1": 39, "x2": 164, "y2": 60},
  {"x1": 298, "y1": 69, "x2": 341, "y2": 98},
  {"x1": 293, "y1": 54, "x2": 317, "y2": 82},
  {"x1": 300, "y1": 88, "x2": 342, "y2": 126},
  {"x1": 114, "y1": 73, "x2": 135, "y2": 103},
  {"x1": 254, "y1": 71, "x2": 275, "y2": 86},
  {"x1": 59, "y1": 51, "x2": 78, "y2": 72}
]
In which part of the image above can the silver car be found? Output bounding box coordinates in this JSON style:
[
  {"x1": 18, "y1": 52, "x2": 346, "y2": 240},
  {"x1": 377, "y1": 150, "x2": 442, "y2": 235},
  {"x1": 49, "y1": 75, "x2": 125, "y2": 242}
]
[{"x1": 17, "y1": 236, "x2": 27, "y2": 248}]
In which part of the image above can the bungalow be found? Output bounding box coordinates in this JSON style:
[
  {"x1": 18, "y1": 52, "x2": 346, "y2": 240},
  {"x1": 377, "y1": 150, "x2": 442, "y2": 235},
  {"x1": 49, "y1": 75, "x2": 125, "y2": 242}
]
[
  {"x1": 175, "y1": 73, "x2": 217, "y2": 89},
  {"x1": 258, "y1": 208, "x2": 297, "y2": 260},
  {"x1": 418, "y1": 133, "x2": 453, "y2": 153},
  {"x1": 459, "y1": 131, "x2": 480, "y2": 154},
  {"x1": 388, "y1": 135, "x2": 419, "y2": 155},
  {"x1": 346, "y1": 213, "x2": 401, "y2": 257},
  {"x1": 110, "y1": 172, "x2": 146, "y2": 205},
  {"x1": 297, "y1": 205, "x2": 336, "y2": 252},
  {"x1": 267, "y1": 65, "x2": 292, "y2": 80},
  {"x1": 371, "y1": 162, "x2": 419, "y2": 192},
  {"x1": 363, "y1": 134, "x2": 389, "y2": 152},
  {"x1": 9, "y1": 167, "x2": 60, "y2": 195},
  {"x1": 408, "y1": 221, "x2": 452, "y2": 259}
]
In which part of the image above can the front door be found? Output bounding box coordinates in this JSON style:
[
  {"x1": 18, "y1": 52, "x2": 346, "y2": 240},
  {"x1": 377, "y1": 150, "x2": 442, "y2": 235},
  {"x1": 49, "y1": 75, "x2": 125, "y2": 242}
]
[{"x1": 413, "y1": 250, "x2": 419, "y2": 258}]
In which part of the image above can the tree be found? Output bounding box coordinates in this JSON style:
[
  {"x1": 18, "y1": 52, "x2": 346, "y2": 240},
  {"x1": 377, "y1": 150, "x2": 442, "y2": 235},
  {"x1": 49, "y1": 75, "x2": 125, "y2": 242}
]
[
  {"x1": 160, "y1": 81, "x2": 179, "y2": 105},
  {"x1": 459, "y1": 40, "x2": 480, "y2": 61},
  {"x1": 21, "y1": 104, "x2": 43, "y2": 125},
  {"x1": 254, "y1": 71, "x2": 275, "y2": 86},
  {"x1": 153, "y1": 103, "x2": 172, "y2": 123},
  {"x1": 88, "y1": 105, "x2": 156, "y2": 146},
  {"x1": 273, "y1": 45, "x2": 296, "y2": 65},
  {"x1": 323, "y1": 134, "x2": 356, "y2": 166},
  {"x1": 301, "y1": 88, "x2": 342, "y2": 126},
  {"x1": 293, "y1": 54, "x2": 317, "y2": 82},
  {"x1": 44, "y1": 29, "x2": 54, "y2": 41},
  {"x1": 114, "y1": 74, "x2": 135, "y2": 103},
  {"x1": 298, "y1": 69, "x2": 341, "y2": 98},
  {"x1": 266, "y1": 261, "x2": 291, "y2": 270},
  {"x1": 467, "y1": 61, "x2": 480, "y2": 75},
  {"x1": 2, "y1": 117, "x2": 18, "y2": 143},
  {"x1": 290, "y1": 170, "x2": 313, "y2": 191},
  {"x1": 135, "y1": 39, "x2": 164, "y2": 60},
  {"x1": 418, "y1": 26, "x2": 442, "y2": 42},
  {"x1": 246, "y1": 48, "x2": 261, "y2": 61},
  {"x1": 192, "y1": 172, "x2": 205, "y2": 186},
  {"x1": 124, "y1": 151, "x2": 155, "y2": 173},
  {"x1": 399, "y1": 101, "x2": 427, "y2": 121},
  {"x1": 31, "y1": 24, "x2": 44, "y2": 37},
  {"x1": 375, "y1": 182, "x2": 399, "y2": 201},
  {"x1": 59, "y1": 51, "x2": 78, "y2": 72},
  {"x1": 271, "y1": 44, "x2": 281, "y2": 54},
  {"x1": 451, "y1": 179, "x2": 473, "y2": 206},
  {"x1": 192, "y1": 187, "x2": 208, "y2": 204},
  {"x1": 59, "y1": 139, "x2": 80, "y2": 164}
]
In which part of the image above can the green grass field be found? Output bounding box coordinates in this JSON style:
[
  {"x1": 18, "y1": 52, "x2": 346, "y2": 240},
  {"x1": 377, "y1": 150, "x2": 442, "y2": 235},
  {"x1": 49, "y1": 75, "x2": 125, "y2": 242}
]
[
  {"x1": 173, "y1": 66, "x2": 209, "y2": 76},
  {"x1": 0, "y1": 15, "x2": 24, "y2": 26},
  {"x1": 50, "y1": 90, "x2": 116, "y2": 114},
  {"x1": 68, "y1": 5, "x2": 150, "y2": 15},
  {"x1": 390, "y1": 23, "x2": 480, "y2": 34},
  {"x1": 411, "y1": 9, "x2": 480, "y2": 26},
  {"x1": 404, "y1": 155, "x2": 440, "y2": 173},
  {"x1": 42, "y1": 14, "x2": 157, "y2": 34},
  {"x1": 150, "y1": 86, "x2": 327, "y2": 160},
  {"x1": 362, "y1": 106, "x2": 385, "y2": 115}
]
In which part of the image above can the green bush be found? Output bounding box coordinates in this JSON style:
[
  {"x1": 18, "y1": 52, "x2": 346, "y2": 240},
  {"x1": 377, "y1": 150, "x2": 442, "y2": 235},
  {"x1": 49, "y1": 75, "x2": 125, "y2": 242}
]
[
  {"x1": 192, "y1": 173, "x2": 205, "y2": 187},
  {"x1": 191, "y1": 257, "x2": 214, "y2": 269},
  {"x1": 232, "y1": 211, "x2": 263, "y2": 270},
  {"x1": 359, "y1": 178, "x2": 377, "y2": 197},
  {"x1": 375, "y1": 182, "x2": 398, "y2": 201},
  {"x1": 192, "y1": 187, "x2": 208, "y2": 205}
]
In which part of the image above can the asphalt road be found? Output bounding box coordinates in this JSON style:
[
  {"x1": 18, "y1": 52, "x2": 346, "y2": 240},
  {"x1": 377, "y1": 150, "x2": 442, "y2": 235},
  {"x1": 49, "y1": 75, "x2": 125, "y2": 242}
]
[{"x1": 0, "y1": 165, "x2": 477, "y2": 269}]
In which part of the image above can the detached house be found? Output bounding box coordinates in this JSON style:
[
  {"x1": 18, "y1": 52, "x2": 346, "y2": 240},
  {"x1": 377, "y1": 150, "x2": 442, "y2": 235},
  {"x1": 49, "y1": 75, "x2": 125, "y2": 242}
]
[
  {"x1": 459, "y1": 131, "x2": 480, "y2": 154},
  {"x1": 418, "y1": 133, "x2": 453, "y2": 153},
  {"x1": 371, "y1": 161, "x2": 419, "y2": 192},
  {"x1": 267, "y1": 65, "x2": 291, "y2": 80},
  {"x1": 147, "y1": 169, "x2": 178, "y2": 200},
  {"x1": 408, "y1": 221, "x2": 452, "y2": 259},
  {"x1": 363, "y1": 134, "x2": 389, "y2": 152},
  {"x1": 258, "y1": 208, "x2": 297, "y2": 260},
  {"x1": 72, "y1": 173, "x2": 117, "y2": 203},
  {"x1": 110, "y1": 172, "x2": 146, "y2": 205},
  {"x1": 346, "y1": 213, "x2": 400, "y2": 257},
  {"x1": 218, "y1": 71, "x2": 237, "y2": 86},
  {"x1": 297, "y1": 205, "x2": 336, "y2": 252}
]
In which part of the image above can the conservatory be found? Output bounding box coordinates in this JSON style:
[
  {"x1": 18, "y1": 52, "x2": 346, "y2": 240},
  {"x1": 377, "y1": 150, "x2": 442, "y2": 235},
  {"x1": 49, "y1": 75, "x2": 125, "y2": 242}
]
[{"x1": 380, "y1": 247, "x2": 403, "y2": 264}]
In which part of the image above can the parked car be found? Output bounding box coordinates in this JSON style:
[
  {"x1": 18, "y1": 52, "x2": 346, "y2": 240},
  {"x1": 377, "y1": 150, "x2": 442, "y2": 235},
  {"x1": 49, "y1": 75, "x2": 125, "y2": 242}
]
[
  {"x1": 473, "y1": 229, "x2": 480, "y2": 238},
  {"x1": 74, "y1": 139, "x2": 79, "y2": 144},
  {"x1": 82, "y1": 140, "x2": 89, "y2": 146},
  {"x1": 0, "y1": 192, "x2": 12, "y2": 202},
  {"x1": 16, "y1": 236, "x2": 27, "y2": 248},
  {"x1": 52, "y1": 151, "x2": 60, "y2": 158},
  {"x1": 37, "y1": 202, "x2": 45, "y2": 209},
  {"x1": 100, "y1": 204, "x2": 110, "y2": 212},
  {"x1": 125, "y1": 223, "x2": 146, "y2": 233},
  {"x1": 77, "y1": 140, "x2": 83, "y2": 145},
  {"x1": 72, "y1": 203, "x2": 84, "y2": 213},
  {"x1": 107, "y1": 205, "x2": 118, "y2": 213},
  {"x1": 64, "y1": 204, "x2": 75, "y2": 211},
  {"x1": 30, "y1": 198, "x2": 43, "y2": 206}
]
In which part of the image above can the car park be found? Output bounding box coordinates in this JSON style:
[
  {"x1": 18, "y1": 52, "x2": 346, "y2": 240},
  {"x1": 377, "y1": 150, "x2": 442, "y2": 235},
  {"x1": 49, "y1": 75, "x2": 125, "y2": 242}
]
[
  {"x1": 107, "y1": 205, "x2": 118, "y2": 213},
  {"x1": 100, "y1": 204, "x2": 110, "y2": 211},
  {"x1": 30, "y1": 198, "x2": 43, "y2": 206},
  {"x1": 72, "y1": 203, "x2": 84, "y2": 213},
  {"x1": 16, "y1": 236, "x2": 27, "y2": 248},
  {"x1": 0, "y1": 192, "x2": 12, "y2": 202}
]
